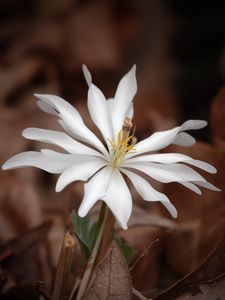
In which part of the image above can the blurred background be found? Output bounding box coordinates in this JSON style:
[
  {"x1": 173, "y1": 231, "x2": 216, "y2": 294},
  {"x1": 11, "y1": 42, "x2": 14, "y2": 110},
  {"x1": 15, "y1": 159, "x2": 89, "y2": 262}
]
[{"x1": 0, "y1": 0, "x2": 225, "y2": 298}]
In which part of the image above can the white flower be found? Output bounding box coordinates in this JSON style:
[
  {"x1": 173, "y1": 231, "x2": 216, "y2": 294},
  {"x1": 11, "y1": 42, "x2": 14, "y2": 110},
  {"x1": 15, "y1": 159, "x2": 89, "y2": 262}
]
[{"x1": 2, "y1": 65, "x2": 220, "y2": 229}]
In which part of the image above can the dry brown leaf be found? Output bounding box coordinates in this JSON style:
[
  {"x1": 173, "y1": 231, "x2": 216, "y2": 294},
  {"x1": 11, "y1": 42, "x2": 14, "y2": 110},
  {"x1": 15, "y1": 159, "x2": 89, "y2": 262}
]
[
  {"x1": 65, "y1": 2, "x2": 120, "y2": 72},
  {"x1": 210, "y1": 86, "x2": 225, "y2": 146},
  {"x1": 162, "y1": 142, "x2": 225, "y2": 276},
  {"x1": 153, "y1": 233, "x2": 225, "y2": 300},
  {"x1": 0, "y1": 221, "x2": 52, "y2": 284},
  {"x1": 82, "y1": 240, "x2": 132, "y2": 300},
  {"x1": 120, "y1": 225, "x2": 161, "y2": 292},
  {"x1": 126, "y1": 206, "x2": 178, "y2": 230},
  {"x1": 0, "y1": 173, "x2": 43, "y2": 240},
  {"x1": 1, "y1": 283, "x2": 41, "y2": 300}
]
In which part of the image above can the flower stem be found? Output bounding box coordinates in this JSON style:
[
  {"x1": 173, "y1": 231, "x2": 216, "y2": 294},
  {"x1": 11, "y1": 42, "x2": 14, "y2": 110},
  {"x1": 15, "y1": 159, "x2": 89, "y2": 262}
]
[{"x1": 76, "y1": 202, "x2": 115, "y2": 299}]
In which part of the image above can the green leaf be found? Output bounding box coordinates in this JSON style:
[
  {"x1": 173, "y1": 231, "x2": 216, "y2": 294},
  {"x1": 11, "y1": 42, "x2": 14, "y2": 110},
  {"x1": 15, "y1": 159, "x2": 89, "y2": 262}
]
[
  {"x1": 71, "y1": 211, "x2": 91, "y2": 258},
  {"x1": 120, "y1": 243, "x2": 135, "y2": 264},
  {"x1": 70, "y1": 211, "x2": 103, "y2": 259},
  {"x1": 114, "y1": 235, "x2": 135, "y2": 264},
  {"x1": 89, "y1": 221, "x2": 100, "y2": 250}
]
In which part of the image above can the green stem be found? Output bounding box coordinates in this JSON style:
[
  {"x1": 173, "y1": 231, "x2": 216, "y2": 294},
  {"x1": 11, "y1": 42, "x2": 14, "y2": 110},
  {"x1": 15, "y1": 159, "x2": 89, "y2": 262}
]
[{"x1": 76, "y1": 202, "x2": 109, "y2": 300}]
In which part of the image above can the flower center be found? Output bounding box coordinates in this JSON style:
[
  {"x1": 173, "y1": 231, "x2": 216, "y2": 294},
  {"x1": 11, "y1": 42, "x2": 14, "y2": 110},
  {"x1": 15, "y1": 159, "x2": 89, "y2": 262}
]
[{"x1": 109, "y1": 117, "x2": 136, "y2": 167}]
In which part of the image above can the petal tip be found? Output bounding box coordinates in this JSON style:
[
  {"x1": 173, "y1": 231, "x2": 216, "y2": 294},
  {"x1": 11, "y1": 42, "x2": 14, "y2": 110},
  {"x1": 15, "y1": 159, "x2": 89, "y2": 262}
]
[
  {"x1": 2, "y1": 162, "x2": 8, "y2": 170},
  {"x1": 55, "y1": 184, "x2": 62, "y2": 193},
  {"x1": 121, "y1": 222, "x2": 128, "y2": 230},
  {"x1": 78, "y1": 208, "x2": 86, "y2": 218},
  {"x1": 82, "y1": 64, "x2": 92, "y2": 86},
  {"x1": 33, "y1": 93, "x2": 42, "y2": 98},
  {"x1": 21, "y1": 128, "x2": 29, "y2": 138},
  {"x1": 55, "y1": 178, "x2": 66, "y2": 193}
]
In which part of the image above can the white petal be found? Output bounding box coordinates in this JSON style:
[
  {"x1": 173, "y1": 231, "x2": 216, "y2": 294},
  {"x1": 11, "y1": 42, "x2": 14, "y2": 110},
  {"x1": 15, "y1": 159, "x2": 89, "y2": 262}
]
[
  {"x1": 82, "y1": 64, "x2": 92, "y2": 86},
  {"x1": 37, "y1": 100, "x2": 57, "y2": 115},
  {"x1": 173, "y1": 132, "x2": 196, "y2": 147},
  {"x1": 178, "y1": 181, "x2": 202, "y2": 194},
  {"x1": 107, "y1": 98, "x2": 133, "y2": 138},
  {"x1": 111, "y1": 65, "x2": 137, "y2": 138},
  {"x1": 124, "y1": 153, "x2": 217, "y2": 173},
  {"x1": 122, "y1": 162, "x2": 206, "y2": 183},
  {"x1": 87, "y1": 84, "x2": 113, "y2": 144},
  {"x1": 120, "y1": 168, "x2": 177, "y2": 218},
  {"x1": 102, "y1": 169, "x2": 132, "y2": 229},
  {"x1": 127, "y1": 102, "x2": 134, "y2": 119},
  {"x1": 186, "y1": 160, "x2": 217, "y2": 174},
  {"x1": 124, "y1": 153, "x2": 191, "y2": 164},
  {"x1": 78, "y1": 166, "x2": 112, "y2": 217},
  {"x1": 128, "y1": 126, "x2": 180, "y2": 158},
  {"x1": 193, "y1": 181, "x2": 221, "y2": 192},
  {"x1": 107, "y1": 98, "x2": 114, "y2": 112},
  {"x1": 180, "y1": 120, "x2": 207, "y2": 131},
  {"x1": 2, "y1": 151, "x2": 80, "y2": 174},
  {"x1": 34, "y1": 94, "x2": 108, "y2": 157},
  {"x1": 22, "y1": 128, "x2": 104, "y2": 158},
  {"x1": 56, "y1": 158, "x2": 106, "y2": 192},
  {"x1": 127, "y1": 120, "x2": 208, "y2": 158}
]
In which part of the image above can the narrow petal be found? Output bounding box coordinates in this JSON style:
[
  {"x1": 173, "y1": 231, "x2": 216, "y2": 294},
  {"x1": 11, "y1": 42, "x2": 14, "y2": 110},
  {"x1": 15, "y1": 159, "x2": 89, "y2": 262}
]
[
  {"x1": 23, "y1": 128, "x2": 104, "y2": 158},
  {"x1": 87, "y1": 84, "x2": 113, "y2": 144},
  {"x1": 2, "y1": 150, "x2": 82, "y2": 174},
  {"x1": 127, "y1": 120, "x2": 207, "y2": 158},
  {"x1": 124, "y1": 153, "x2": 217, "y2": 173},
  {"x1": 78, "y1": 166, "x2": 113, "y2": 217},
  {"x1": 37, "y1": 100, "x2": 57, "y2": 115},
  {"x1": 127, "y1": 102, "x2": 134, "y2": 119},
  {"x1": 82, "y1": 64, "x2": 92, "y2": 86},
  {"x1": 173, "y1": 132, "x2": 196, "y2": 147},
  {"x1": 128, "y1": 126, "x2": 180, "y2": 158},
  {"x1": 120, "y1": 168, "x2": 177, "y2": 218},
  {"x1": 102, "y1": 169, "x2": 132, "y2": 229},
  {"x1": 193, "y1": 181, "x2": 221, "y2": 192},
  {"x1": 124, "y1": 153, "x2": 191, "y2": 164},
  {"x1": 180, "y1": 120, "x2": 207, "y2": 131},
  {"x1": 34, "y1": 94, "x2": 108, "y2": 157},
  {"x1": 179, "y1": 181, "x2": 202, "y2": 194},
  {"x1": 122, "y1": 162, "x2": 206, "y2": 183},
  {"x1": 186, "y1": 160, "x2": 217, "y2": 174},
  {"x1": 108, "y1": 97, "x2": 134, "y2": 122},
  {"x1": 111, "y1": 65, "x2": 137, "y2": 139},
  {"x1": 56, "y1": 158, "x2": 106, "y2": 192}
]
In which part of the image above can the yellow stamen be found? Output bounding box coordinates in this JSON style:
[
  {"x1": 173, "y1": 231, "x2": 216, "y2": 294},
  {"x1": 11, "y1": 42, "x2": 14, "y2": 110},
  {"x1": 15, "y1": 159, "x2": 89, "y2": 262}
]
[{"x1": 109, "y1": 118, "x2": 137, "y2": 167}]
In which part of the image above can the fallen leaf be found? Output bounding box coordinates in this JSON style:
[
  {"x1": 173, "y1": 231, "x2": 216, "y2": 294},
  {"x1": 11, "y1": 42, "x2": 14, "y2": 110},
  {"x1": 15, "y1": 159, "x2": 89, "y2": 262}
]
[
  {"x1": 0, "y1": 221, "x2": 52, "y2": 284},
  {"x1": 1, "y1": 283, "x2": 41, "y2": 300},
  {"x1": 153, "y1": 233, "x2": 225, "y2": 300},
  {"x1": 82, "y1": 240, "x2": 132, "y2": 300}
]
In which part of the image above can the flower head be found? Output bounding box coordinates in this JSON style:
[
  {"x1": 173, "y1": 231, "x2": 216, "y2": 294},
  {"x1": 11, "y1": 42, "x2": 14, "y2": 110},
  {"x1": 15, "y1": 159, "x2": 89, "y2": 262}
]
[{"x1": 2, "y1": 65, "x2": 220, "y2": 229}]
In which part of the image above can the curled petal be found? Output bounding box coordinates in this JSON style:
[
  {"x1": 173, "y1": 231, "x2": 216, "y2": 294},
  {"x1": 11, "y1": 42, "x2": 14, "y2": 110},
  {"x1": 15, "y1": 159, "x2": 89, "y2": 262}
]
[
  {"x1": 102, "y1": 169, "x2": 132, "y2": 230},
  {"x1": 121, "y1": 168, "x2": 177, "y2": 218},
  {"x1": 34, "y1": 94, "x2": 108, "y2": 157},
  {"x1": 180, "y1": 120, "x2": 207, "y2": 131},
  {"x1": 88, "y1": 84, "x2": 113, "y2": 145},
  {"x1": 2, "y1": 150, "x2": 81, "y2": 174},
  {"x1": 124, "y1": 153, "x2": 217, "y2": 173},
  {"x1": 178, "y1": 181, "x2": 202, "y2": 194},
  {"x1": 127, "y1": 120, "x2": 207, "y2": 158},
  {"x1": 56, "y1": 158, "x2": 106, "y2": 192},
  {"x1": 23, "y1": 128, "x2": 104, "y2": 158},
  {"x1": 78, "y1": 166, "x2": 112, "y2": 217},
  {"x1": 173, "y1": 132, "x2": 196, "y2": 147},
  {"x1": 122, "y1": 162, "x2": 206, "y2": 184},
  {"x1": 111, "y1": 65, "x2": 137, "y2": 139},
  {"x1": 82, "y1": 64, "x2": 92, "y2": 86},
  {"x1": 193, "y1": 181, "x2": 221, "y2": 192}
]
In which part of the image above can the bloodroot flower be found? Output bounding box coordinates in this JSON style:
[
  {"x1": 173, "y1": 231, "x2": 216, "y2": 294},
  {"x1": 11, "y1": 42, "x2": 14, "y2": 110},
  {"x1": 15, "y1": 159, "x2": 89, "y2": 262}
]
[{"x1": 2, "y1": 65, "x2": 220, "y2": 229}]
